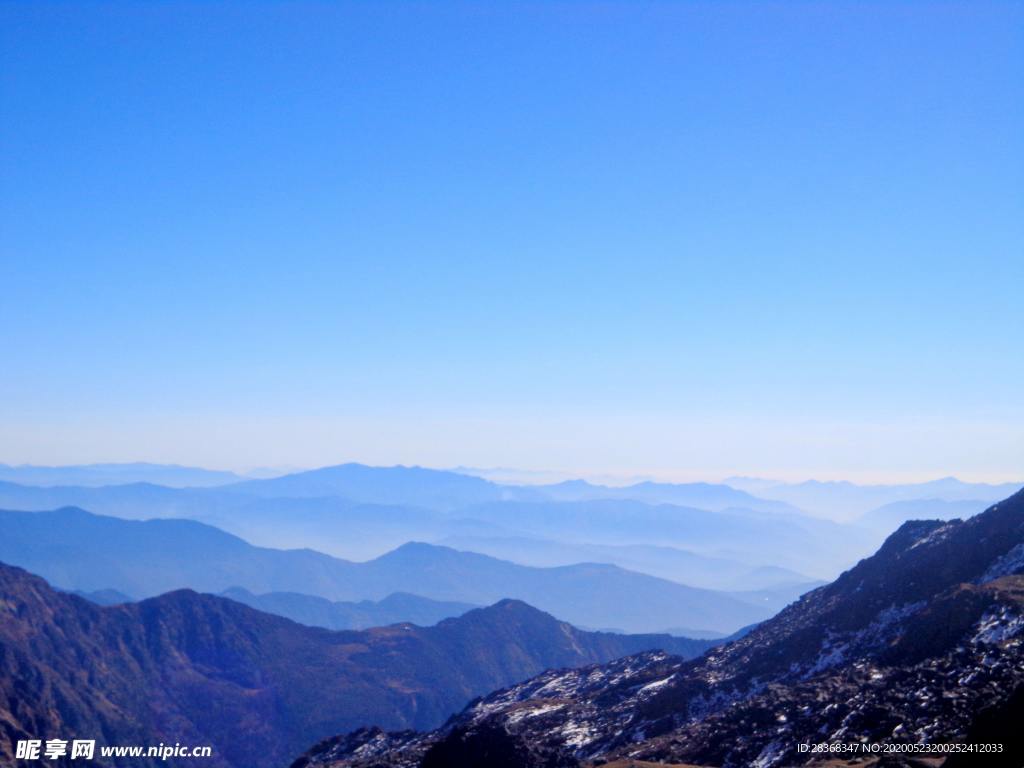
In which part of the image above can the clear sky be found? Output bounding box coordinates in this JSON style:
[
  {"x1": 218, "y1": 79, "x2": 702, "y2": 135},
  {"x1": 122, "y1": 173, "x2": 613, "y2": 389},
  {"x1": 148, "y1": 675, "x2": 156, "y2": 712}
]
[{"x1": 1, "y1": 1, "x2": 1022, "y2": 482}]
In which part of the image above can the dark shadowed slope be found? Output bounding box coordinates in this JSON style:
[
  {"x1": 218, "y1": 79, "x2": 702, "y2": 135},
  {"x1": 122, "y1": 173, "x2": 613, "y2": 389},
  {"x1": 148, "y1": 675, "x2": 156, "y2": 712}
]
[
  {"x1": 0, "y1": 562, "x2": 718, "y2": 768},
  {"x1": 295, "y1": 487, "x2": 1024, "y2": 768}
]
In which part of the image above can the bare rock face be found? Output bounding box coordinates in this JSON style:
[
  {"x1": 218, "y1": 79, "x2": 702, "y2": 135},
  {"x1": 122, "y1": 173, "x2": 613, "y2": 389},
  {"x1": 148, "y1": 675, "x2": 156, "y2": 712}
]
[{"x1": 294, "y1": 488, "x2": 1024, "y2": 768}]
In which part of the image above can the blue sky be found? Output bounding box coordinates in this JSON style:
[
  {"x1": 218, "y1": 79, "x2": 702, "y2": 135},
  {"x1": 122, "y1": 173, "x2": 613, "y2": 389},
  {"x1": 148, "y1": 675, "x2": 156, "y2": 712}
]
[{"x1": 1, "y1": 1, "x2": 1021, "y2": 481}]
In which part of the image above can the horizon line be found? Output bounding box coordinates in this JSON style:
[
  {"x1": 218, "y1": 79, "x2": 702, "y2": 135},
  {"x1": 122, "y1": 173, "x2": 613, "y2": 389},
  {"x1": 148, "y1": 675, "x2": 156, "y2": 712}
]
[{"x1": 1, "y1": 459, "x2": 1021, "y2": 488}]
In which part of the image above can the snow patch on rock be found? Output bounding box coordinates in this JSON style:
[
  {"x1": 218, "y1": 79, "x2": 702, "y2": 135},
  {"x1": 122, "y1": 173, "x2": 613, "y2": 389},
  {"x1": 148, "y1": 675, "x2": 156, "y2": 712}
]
[
  {"x1": 973, "y1": 607, "x2": 1024, "y2": 645},
  {"x1": 978, "y1": 542, "x2": 1024, "y2": 583}
]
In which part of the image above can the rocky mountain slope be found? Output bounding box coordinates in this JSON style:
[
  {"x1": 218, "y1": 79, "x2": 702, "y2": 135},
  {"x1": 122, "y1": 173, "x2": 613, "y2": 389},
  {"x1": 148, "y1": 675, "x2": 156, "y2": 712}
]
[
  {"x1": 0, "y1": 562, "x2": 716, "y2": 768},
  {"x1": 293, "y1": 487, "x2": 1024, "y2": 768}
]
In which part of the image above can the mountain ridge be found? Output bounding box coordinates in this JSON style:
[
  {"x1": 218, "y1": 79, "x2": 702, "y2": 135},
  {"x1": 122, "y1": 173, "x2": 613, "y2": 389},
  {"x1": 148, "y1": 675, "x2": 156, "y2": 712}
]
[
  {"x1": 0, "y1": 507, "x2": 770, "y2": 633},
  {"x1": 0, "y1": 561, "x2": 720, "y2": 768},
  {"x1": 219, "y1": 587, "x2": 479, "y2": 630},
  {"x1": 724, "y1": 476, "x2": 1024, "y2": 519},
  {"x1": 0, "y1": 478, "x2": 853, "y2": 576},
  {"x1": 0, "y1": 461, "x2": 244, "y2": 488},
  {"x1": 293, "y1": 486, "x2": 1024, "y2": 768}
]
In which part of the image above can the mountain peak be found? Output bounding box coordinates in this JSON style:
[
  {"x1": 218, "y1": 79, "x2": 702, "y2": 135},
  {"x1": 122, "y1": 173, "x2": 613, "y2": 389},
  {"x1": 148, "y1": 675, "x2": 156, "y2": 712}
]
[
  {"x1": 875, "y1": 517, "x2": 951, "y2": 552},
  {"x1": 486, "y1": 597, "x2": 550, "y2": 616},
  {"x1": 231, "y1": 463, "x2": 501, "y2": 509},
  {"x1": 378, "y1": 541, "x2": 459, "y2": 559}
]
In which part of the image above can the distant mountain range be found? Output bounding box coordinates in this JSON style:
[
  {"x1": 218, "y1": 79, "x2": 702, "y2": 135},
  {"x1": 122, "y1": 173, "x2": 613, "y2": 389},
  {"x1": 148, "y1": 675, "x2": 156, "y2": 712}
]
[
  {"x1": 1, "y1": 462, "x2": 1015, "y2": 523},
  {"x1": 438, "y1": 498, "x2": 861, "y2": 577},
  {"x1": 0, "y1": 481, "x2": 448, "y2": 560},
  {"x1": 520, "y1": 478, "x2": 801, "y2": 514},
  {"x1": 724, "y1": 475, "x2": 1023, "y2": 519},
  {"x1": 0, "y1": 464, "x2": 872, "y2": 579},
  {"x1": 74, "y1": 585, "x2": 480, "y2": 630},
  {"x1": 69, "y1": 587, "x2": 134, "y2": 605},
  {"x1": 3, "y1": 462, "x2": 1020, "y2": 768},
  {"x1": 0, "y1": 463, "x2": 1013, "y2": 617},
  {"x1": 858, "y1": 497, "x2": 991, "y2": 530},
  {"x1": 219, "y1": 588, "x2": 479, "y2": 630},
  {"x1": 0, "y1": 562, "x2": 720, "y2": 768},
  {"x1": 229, "y1": 463, "x2": 508, "y2": 509},
  {"x1": 0, "y1": 461, "x2": 245, "y2": 487},
  {"x1": 294, "y1": 488, "x2": 1024, "y2": 768},
  {"x1": 179, "y1": 461, "x2": 802, "y2": 514},
  {"x1": 0, "y1": 507, "x2": 778, "y2": 633},
  {"x1": 434, "y1": 534, "x2": 817, "y2": 591}
]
